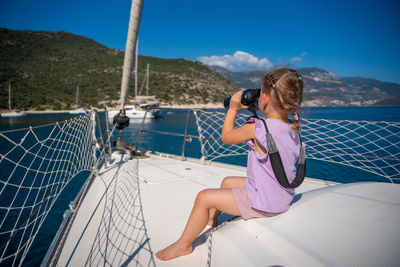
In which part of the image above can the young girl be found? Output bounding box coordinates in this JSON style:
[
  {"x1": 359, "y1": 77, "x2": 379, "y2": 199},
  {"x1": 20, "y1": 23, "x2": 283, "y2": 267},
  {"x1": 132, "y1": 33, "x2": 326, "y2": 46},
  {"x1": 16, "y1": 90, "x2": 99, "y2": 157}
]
[{"x1": 156, "y1": 68, "x2": 304, "y2": 261}]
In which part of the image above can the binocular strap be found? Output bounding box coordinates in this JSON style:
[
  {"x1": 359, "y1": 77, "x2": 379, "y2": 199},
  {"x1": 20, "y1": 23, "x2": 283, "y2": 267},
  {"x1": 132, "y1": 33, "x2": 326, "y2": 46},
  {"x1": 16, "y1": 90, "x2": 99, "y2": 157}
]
[{"x1": 258, "y1": 118, "x2": 306, "y2": 189}]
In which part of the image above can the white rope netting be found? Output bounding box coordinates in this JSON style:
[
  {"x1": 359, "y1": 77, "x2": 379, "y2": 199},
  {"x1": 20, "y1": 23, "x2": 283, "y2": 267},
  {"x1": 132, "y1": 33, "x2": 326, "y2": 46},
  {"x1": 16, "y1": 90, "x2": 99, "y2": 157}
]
[
  {"x1": 301, "y1": 118, "x2": 400, "y2": 183},
  {"x1": 83, "y1": 158, "x2": 155, "y2": 267},
  {"x1": 194, "y1": 110, "x2": 250, "y2": 161},
  {"x1": 0, "y1": 112, "x2": 97, "y2": 266},
  {"x1": 193, "y1": 110, "x2": 400, "y2": 183},
  {"x1": 1, "y1": 108, "x2": 399, "y2": 266}
]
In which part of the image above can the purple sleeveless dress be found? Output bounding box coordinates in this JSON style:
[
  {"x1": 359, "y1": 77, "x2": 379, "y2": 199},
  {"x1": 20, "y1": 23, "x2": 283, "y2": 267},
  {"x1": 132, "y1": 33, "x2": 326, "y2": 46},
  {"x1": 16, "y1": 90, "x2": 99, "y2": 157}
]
[{"x1": 232, "y1": 118, "x2": 302, "y2": 220}]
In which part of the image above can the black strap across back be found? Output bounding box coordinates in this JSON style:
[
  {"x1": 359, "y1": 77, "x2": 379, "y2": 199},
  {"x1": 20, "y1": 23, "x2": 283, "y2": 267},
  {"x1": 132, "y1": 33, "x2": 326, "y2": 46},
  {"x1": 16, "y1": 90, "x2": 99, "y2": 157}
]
[{"x1": 257, "y1": 118, "x2": 306, "y2": 189}]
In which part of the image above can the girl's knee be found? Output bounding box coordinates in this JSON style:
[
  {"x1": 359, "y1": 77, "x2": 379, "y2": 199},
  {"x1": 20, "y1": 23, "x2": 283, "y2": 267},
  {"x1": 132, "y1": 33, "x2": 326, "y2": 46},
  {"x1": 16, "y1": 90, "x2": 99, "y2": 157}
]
[
  {"x1": 195, "y1": 189, "x2": 212, "y2": 206},
  {"x1": 221, "y1": 176, "x2": 230, "y2": 187},
  {"x1": 221, "y1": 176, "x2": 235, "y2": 188},
  {"x1": 221, "y1": 176, "x2": 246, "y2": 189}
]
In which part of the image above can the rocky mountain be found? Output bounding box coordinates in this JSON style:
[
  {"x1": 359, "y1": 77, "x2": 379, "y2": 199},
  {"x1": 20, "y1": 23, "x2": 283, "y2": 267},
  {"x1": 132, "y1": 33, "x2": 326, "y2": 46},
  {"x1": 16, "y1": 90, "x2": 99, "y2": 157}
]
[
  {"x1": 0, "y1": 28, "x2": 237, "y2": 110},
  {"x1": 207, "y1": 66, "x2": 400, "y2": 106},
  {"x1": 207, "y1": 65, "x2": 265, "y2": 89}
]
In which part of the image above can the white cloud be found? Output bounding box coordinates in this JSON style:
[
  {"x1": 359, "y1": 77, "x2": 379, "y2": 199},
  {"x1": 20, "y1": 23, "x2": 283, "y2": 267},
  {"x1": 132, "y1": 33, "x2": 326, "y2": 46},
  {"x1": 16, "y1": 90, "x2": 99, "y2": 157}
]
[
  {"x1": 276, "y1": 53, "x2": 306, "y2": 68},
  {"x1": 289, "y1": 56, "x2": 302, "y2": 64},
  {"x1": 197, "y1": 51, "x2": 272, "y2": 72}
]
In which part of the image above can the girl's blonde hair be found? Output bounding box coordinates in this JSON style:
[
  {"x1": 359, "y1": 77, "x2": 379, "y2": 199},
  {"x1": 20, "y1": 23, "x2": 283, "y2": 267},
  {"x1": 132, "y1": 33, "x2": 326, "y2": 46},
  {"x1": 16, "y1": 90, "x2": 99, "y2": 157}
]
[{"x1": 262, "y1": 68, "x2": 303, "y2": 131}]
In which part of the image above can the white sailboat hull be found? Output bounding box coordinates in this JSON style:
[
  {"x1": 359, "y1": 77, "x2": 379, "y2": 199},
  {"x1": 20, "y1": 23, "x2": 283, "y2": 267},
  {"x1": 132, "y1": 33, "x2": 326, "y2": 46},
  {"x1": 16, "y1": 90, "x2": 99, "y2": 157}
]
[
  {"x1": 1, "y1": 111, "x2": 27, "y2": 117},
  {"x1": 108, "y1": 108, "x2": 155, "y2": 120},
  {"x1": 69, "y1": 108, "x2": 86, "y2": 114}
]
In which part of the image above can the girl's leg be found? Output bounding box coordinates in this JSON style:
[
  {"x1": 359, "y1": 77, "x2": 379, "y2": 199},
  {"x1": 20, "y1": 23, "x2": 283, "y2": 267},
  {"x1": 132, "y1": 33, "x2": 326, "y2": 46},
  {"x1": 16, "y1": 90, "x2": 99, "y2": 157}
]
[
  {"x1": 155, "y1": 188, "x2": 241, "y2": 261},
  {"x1": 208, "y1": 176, "x2": 246, "y2": 226}
]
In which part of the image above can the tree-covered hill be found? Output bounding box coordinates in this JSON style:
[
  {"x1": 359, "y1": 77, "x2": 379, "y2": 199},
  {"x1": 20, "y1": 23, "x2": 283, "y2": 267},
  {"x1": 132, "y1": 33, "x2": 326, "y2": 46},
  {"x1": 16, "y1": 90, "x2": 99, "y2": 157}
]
[{"x1": 0, "y1": 28, "x2": 238, "y2": 110}]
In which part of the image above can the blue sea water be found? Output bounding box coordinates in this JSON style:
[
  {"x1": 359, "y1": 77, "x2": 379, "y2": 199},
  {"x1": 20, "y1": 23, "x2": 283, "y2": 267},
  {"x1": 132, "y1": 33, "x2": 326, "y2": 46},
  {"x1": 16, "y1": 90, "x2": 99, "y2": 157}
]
[{"x1": 0, "y1": 106, "x2": 399, "y2": 266}]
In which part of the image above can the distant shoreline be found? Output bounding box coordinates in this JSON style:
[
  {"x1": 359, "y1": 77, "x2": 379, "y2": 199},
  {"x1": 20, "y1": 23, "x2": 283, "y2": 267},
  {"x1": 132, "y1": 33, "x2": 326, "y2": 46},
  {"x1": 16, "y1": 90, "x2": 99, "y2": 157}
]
[
  {"x1": 0, "y1": 103, "x2": 225, "y2": 114},
  {"x1": 1, "y1": 104, "x2": 399, "y2": 115},
  {"x1": 160, "y1": 103, "x2": 224, "y2": 109}
]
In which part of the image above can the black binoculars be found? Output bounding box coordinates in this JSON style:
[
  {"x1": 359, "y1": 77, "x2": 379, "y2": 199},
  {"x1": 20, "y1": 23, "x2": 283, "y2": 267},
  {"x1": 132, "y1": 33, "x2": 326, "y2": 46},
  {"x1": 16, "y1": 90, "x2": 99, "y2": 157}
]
[{"x1": 224, "y1": 88, "x2": 261, "y2": 116}]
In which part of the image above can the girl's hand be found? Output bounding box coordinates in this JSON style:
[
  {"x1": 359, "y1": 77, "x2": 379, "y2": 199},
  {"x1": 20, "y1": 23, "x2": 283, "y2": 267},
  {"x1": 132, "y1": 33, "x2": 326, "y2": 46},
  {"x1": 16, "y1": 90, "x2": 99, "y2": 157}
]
[
  {"x1": 222, "y1": 90, "x2": 255, "y2": 144},
  {"x1": 229, "y1": 90, "x2": 249, "y2": 112}
]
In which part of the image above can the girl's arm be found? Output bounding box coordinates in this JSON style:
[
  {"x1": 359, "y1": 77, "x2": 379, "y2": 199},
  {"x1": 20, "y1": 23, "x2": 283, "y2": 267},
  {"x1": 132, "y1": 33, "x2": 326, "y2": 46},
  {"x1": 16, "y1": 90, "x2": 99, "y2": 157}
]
[{"x1": 222, "y1": 91, "x2": 255, "y2": 145}]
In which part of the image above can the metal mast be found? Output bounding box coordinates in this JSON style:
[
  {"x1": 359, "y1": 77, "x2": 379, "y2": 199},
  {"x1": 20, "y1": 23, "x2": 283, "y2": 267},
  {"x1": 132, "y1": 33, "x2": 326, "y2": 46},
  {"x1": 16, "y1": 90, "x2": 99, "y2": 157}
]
[
  {"x1": 146, "y1": 63, "x2": 149, "y2": 96},
  {"x1": 135, "y1": 38, "x2": 139, "y2": 97},
  {"x1": 8, "y1": 84, "x2": 11, "y2": 111},
  {"x1": 75, "y1": 85, "x2": 79, "y2": 107}
]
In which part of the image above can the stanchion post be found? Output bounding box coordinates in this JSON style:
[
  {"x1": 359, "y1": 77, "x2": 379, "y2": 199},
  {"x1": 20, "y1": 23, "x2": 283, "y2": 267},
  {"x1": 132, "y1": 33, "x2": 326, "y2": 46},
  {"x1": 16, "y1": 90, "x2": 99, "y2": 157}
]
[
  {"x1": 95, "y1": 110, "x2": 107, "y2": 168},
  {"x1": 104, "y1": 108, "x2": 112, "y2": 159},
  {"x1": 181, "y1": 110, "x2": 191, "y2": 160},
  {"x1": 135, "y1": 109, "x2": 148, "y2": 149}
]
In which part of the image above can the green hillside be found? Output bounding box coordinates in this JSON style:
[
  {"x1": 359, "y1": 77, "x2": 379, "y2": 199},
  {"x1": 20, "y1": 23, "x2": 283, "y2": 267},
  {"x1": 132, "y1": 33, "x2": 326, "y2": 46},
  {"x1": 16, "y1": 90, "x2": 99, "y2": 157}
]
[{"x1": 0, "y1": 28, "x2": 238, "y2": 110}]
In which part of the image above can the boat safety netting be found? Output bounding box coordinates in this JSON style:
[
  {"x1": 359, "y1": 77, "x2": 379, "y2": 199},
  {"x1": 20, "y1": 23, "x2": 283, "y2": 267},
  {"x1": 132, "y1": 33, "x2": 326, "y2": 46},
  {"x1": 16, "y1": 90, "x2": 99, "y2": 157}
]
[
  {"x1": 194, "y1": 110, "x2": 400, "y2": 183},
  {"x1": 0, "y1": 112, "x2": 97, "y2": 266},
  {"x1": 83, "y1": 159, "x2": 156, "y2": 267},
  {"x1": 194, "y1": 110, "x2": 249, "y2": 160}
]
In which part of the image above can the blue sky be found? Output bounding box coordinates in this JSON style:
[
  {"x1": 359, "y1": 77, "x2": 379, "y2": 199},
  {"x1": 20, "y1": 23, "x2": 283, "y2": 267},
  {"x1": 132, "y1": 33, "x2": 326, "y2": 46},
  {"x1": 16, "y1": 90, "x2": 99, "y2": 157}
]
[{"x1": 1, "y1": 0, "x2": 399, "y2": 83}]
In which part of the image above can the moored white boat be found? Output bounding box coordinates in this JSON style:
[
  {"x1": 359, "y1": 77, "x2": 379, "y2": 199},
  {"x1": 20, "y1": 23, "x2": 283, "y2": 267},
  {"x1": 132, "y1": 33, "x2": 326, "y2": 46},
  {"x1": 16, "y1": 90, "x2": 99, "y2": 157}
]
[
  {"x1": 1, "y1": 85, "x2": 26, "y2": 117},
  {"x1": 107, "y1": 104, "x2": 155, "y2": 120},
  {"x1": 1, "y1": 110, "x2": 26, "y2": 117},
  {"x1": 69, "y1": 108, "x2": 86, "y2": 114},
  {"x1": 69, "y1": 86, "x2": 87, "y2": 114}
]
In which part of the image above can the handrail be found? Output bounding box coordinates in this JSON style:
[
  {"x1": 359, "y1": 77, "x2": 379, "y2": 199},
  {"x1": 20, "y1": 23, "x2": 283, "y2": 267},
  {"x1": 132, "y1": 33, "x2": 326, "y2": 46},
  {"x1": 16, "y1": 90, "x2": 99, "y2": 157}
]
[
  {"x1": 144, "y1": 106, "x2": 200, "y2": 111},
  {"x1": 139, "y1": 129, "x2": 201, "y2": 139}
]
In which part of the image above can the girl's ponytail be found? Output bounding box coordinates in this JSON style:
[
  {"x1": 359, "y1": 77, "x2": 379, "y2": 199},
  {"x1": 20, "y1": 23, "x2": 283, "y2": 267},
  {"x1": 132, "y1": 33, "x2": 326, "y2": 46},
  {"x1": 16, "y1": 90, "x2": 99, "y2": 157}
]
[
  {"x1": 291, "y1": 112, "x2": 301, "y2": 131},
  {"x1": 262, "y1": 68, "x2": 304, "y2": 131}
]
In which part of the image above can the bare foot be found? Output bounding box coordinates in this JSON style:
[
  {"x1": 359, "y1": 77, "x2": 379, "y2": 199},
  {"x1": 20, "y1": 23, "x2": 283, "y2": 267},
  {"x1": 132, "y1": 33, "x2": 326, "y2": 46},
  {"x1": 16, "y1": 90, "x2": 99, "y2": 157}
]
[
  {"x1": 207, "y1": 218, "x2": 218, "y2": 227},
  {"x1": 155, "y1": 241, "x2": 193, "y2": 261}
]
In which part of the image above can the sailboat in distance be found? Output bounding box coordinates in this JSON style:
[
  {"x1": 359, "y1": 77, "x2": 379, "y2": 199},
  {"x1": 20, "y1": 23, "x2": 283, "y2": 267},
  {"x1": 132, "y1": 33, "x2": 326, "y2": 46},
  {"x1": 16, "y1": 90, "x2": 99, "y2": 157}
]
[
  {"x1": 1, "y1": 84, "x2": 26, "y2": 117},
  {"x1": 69, "y1": 85, "x2": 86, "y2": 114},
  {"x1": 107, "y1": 39, "x2": 156, "y2": 120}
]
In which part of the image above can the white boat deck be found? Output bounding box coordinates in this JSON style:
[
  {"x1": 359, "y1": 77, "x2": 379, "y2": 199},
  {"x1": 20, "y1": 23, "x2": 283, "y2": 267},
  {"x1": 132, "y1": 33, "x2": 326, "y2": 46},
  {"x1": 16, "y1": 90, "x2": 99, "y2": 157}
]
[{"x1": 55, "y1": 152, "x2": 400, "y2": 267}]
